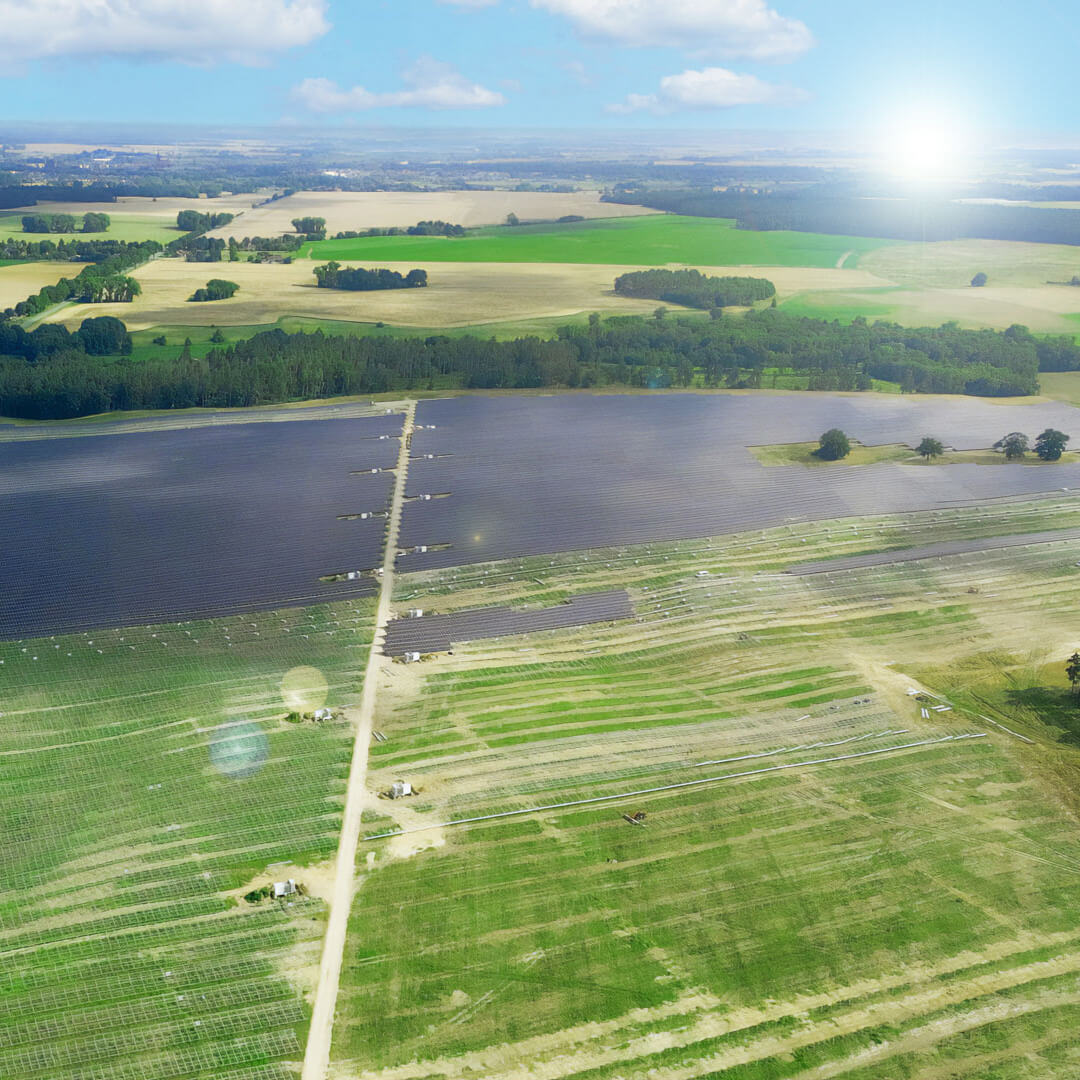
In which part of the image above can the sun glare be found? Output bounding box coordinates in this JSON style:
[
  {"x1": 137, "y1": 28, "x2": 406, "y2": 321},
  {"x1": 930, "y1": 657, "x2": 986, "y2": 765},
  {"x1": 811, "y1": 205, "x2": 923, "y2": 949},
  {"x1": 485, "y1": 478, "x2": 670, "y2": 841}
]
[{"x1": 879, "y1": 113, "x2": 974, "y2": 182}]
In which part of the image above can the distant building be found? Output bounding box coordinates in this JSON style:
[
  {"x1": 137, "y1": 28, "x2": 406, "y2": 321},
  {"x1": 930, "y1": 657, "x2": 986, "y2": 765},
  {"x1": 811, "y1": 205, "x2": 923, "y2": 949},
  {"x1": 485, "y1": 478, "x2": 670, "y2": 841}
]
[
  {"x1": 313, "y1": 708, "x2": 333, "y2": 722},
  {"x1": 403, "y1": 651, "x2": 421, "y2": 663},
  {"x1": 272, "y1": 879, "x2": 297, "y2": 898},
  {"x1": 390, "y1": 781, "x2": 412, "y2": 799}
]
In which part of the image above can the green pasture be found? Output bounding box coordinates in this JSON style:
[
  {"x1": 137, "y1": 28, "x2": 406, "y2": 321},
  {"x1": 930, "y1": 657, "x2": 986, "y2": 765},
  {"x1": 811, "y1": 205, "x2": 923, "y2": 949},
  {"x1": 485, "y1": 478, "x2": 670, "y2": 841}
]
[
  {"x1": 0, "y1": 599, "x2": 373, "y2": 1080},
  {"x1": 0, "y1": 211, "x2": 181, "y2": 244},
  {"x1": 301, "y1": 215, "x2": 891, "y2": 268}
]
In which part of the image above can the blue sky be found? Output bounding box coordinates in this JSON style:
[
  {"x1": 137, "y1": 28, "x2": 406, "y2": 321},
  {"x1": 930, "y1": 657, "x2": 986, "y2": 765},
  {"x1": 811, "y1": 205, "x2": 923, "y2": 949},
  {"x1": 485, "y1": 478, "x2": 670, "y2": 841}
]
[{"x1": 0, "y1": 0, "x2": 1076, "y2": 137}]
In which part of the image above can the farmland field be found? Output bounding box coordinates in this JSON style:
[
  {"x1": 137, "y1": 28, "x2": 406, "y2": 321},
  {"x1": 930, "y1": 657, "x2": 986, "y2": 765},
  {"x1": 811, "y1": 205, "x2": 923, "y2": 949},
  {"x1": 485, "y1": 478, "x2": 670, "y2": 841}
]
[
  {"x1": 44, "y1": 257, "x2": 672, "y2": 331},
  {"x1": 0, "y1": 410, "x2": 404, "y2": 639},
  {"x1": 5, "y1": 193, "x2": 259, "y2": 223},
  {"x1": 327, "y1": 492, "x2": 1080, "y2": 1079},
  {"x1": 43, "y1": 257, "x2": 890, "y2": 333},
  {"x1": 0, "y1": 260, "x2": 78, "y2": 308},
  {"x1": 0, "y1": 210, "x2": 183, "y2": 244},
  {"x1": 206, "y1": 189, "x2": 656, "y2": 241},
  {"x1": 300, "y1": 214, "x2": 891, "y2": 268}
]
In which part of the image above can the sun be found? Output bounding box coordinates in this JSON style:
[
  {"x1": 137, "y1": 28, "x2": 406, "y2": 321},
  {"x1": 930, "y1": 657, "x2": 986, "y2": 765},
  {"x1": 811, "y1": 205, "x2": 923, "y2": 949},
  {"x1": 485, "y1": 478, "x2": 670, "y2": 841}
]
[{"x1": 878, "y1": 113, "x2": 974, "y2": 183}]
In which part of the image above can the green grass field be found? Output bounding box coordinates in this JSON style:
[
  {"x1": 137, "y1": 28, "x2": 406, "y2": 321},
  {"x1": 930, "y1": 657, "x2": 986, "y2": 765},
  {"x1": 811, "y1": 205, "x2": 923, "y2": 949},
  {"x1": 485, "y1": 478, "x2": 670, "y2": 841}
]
[
  {"x1": 0, "y1": 211, "x2": 182, "y2": 245},
  {"x1": 0, "y1": 599, "x2": 373, "y2": 1080},
  {"x1": 301, "y1": 215, "x2": 892, "y2": 269},
  {"x1": 326, "y1": 495, "x2": 1080, "y2": 1079}
]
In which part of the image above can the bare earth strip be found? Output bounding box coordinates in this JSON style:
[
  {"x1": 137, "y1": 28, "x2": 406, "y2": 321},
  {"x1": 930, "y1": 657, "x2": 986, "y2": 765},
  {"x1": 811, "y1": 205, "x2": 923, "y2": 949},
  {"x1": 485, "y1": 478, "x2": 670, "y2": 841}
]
[
  {"x1": 45, "y1": 259, "x2": 892, "y2": 331},
  {"x1": 302, "y1": 401, "x2": 417, "y2": 1080}
]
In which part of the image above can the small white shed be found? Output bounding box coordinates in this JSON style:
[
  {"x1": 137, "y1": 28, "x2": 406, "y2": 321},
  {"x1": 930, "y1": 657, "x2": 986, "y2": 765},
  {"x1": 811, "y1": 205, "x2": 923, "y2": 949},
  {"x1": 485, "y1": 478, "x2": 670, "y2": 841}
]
[
  {"x1": 390, "y1": 781, "x2": 412, "y2": 799},
  {"x1": 272, "y1": 879, "x2": 297, "y2": 898}
]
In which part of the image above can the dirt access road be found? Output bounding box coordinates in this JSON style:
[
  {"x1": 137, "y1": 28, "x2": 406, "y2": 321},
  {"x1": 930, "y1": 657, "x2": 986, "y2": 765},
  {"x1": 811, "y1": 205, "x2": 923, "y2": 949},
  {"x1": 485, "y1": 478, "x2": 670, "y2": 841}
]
[{"x1": 302, "y1": 400, "x2": 416, "y2": 1080}]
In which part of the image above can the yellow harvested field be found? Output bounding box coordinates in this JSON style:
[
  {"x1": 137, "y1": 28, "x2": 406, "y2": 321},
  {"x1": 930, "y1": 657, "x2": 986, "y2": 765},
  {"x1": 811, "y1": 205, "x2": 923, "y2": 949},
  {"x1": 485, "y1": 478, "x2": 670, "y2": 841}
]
[
  {"x1": 4, "y1": 194, "x2": 260, "y2": 219},
  {"x1": 45, "y1": 259, "x2": 892, "y2": 332},
  {"x1": 0, "y1": 261, "x2": 76, "y2": 309},
  {"x1": 206, "y1": 189, "x2": 656, "y2": 240}
]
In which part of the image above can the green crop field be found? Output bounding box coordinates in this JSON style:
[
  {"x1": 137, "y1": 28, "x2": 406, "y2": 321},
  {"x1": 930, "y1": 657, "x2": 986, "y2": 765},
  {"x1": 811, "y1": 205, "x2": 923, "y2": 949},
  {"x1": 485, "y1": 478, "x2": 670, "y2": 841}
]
[
  {"x1": 0, "y1": 211, "x2": 182, "y2": 244},
  {"x1": 0, "y1": 599, "x2": 373, "y2": 1080},
  {"x1": 301, "y1": 215, "x2": 891, "y2": 269},
  {"x1": 326, "y1": 495, "x2": 1080, "y2": 1079}
]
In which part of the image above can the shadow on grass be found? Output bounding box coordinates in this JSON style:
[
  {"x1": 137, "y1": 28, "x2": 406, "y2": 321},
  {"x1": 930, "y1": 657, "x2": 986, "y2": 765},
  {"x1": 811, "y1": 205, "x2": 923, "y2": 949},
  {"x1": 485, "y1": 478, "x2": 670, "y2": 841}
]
[{"x1": 1004, "y1": 686, "x2": 1080, "y2": 744}]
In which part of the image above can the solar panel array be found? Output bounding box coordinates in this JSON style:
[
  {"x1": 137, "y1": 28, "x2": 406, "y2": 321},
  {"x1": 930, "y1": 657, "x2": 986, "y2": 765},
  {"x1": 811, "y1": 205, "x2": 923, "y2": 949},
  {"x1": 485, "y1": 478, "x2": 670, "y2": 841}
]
[{"x1": 400, "y1": 394, "x2": 1080, "y2": 570}]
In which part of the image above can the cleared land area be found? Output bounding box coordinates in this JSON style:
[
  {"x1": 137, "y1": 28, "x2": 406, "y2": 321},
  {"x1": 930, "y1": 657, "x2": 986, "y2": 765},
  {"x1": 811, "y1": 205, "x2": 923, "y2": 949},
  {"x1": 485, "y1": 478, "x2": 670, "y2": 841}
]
[
  {"x1": 301, "y1": 214, "x2": 889, "y2": 268},
  {"x1": 400, "y1": 394, "x2": 1080, "y2": 571},
  {"x1": 0, "y1": 412, "x2": 404, "y2": 638},
  {"x1": 45, "y1": 257, "x2": 889, "y2": 332},
  {"x1": 0, "y1": 597, "x2": 375, "y2": 1080},
  {"x1": 207, "y1": 190, "x2": 655, "y2": 241},
  {"x1": 0, "y1": 259, "x2": 75, "y2": 308},
  {"x1": 327, "y1": 493, "x2": 1080, "y2": 1080}
]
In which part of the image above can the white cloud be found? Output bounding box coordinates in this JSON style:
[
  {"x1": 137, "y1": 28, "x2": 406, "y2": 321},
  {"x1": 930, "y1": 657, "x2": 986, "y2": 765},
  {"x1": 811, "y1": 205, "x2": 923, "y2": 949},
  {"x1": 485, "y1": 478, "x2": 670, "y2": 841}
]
[
  {"x1": 532, "y1": 0, "x2": 812, "y2": 61},
  {"x1": 607, "y1": 66, "x2": 807, "y2": 113},
  {"x1": 292, "y1": 59, "x2": 506, "y2": 112},
  {"x1": 0, "y1": 0, "x2": 329, "y2": 65}
]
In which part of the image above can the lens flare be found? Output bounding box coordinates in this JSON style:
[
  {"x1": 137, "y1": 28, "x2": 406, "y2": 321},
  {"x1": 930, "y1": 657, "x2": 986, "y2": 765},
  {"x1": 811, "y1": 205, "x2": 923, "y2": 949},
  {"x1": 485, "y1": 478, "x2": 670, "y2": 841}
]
[{"x1": 280, "y1": 665, "x2": 328, "y2": 712}]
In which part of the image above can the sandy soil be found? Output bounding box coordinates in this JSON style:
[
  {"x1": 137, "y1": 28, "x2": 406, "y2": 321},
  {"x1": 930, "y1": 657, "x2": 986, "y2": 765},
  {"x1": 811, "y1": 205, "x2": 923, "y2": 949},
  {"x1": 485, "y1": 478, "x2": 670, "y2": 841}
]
[
  {"x1": 45, "y1": 259, "x2": 892, "y2": 332},
  {"x1": 0, "y1": 261, "x2": 77, "y2": 309},
  {"x1": 206, "y1": 190, "x2": 656, "y2": 241}
]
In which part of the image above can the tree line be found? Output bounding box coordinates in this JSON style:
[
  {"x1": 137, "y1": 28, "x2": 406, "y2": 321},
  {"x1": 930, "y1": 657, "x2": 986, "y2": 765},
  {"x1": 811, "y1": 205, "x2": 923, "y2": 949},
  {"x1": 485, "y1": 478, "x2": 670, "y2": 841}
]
[
  {"x1": 614, "y1": 269, "x2": 776, "y2": 310},
  {"x1": 21, "y1": 212, "x2": 111, "y2": 234},
  {"x1": 4, "y1": 309, "x2": 1076, "y2": 421},
  {"x1": 605, "y1": 188, "x2": 1080, "y2": 247},
  {"x1": 175, "y1": 210, "x2": 236, "y2": 232},
  {"x1": 1, "y1": 240, "x2": 158, "y2": 319},
  {"x1": 313, "y1": 263, "x2": 428, "y2": 291}
]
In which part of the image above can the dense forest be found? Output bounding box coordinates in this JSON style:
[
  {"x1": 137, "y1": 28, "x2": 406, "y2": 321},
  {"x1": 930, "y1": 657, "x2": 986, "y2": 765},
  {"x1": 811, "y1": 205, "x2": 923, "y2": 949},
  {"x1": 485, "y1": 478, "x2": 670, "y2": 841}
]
[
  {"x1": 313, "y1": 263, "x2": 428, "y2": 290},
  {"x1": 614, "y1": 269, "x2": 776, "y2": 310},
  {"x1": 4, "y1": 309, "x2": 1076, "y2": 421},
  {"x1": 607, "y1": 188, "x2": 1080, "y2": 247}
]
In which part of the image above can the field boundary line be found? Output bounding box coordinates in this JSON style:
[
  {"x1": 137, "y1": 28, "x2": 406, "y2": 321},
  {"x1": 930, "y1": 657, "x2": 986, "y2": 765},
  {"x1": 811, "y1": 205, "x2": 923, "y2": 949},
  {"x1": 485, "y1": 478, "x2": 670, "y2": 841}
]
[
  {"x1": 364, "y1": 733, "x2": 987, "y2": 840},
  {"x1": 302, "y1": 402, "x2": 415, "y2": 1080}
]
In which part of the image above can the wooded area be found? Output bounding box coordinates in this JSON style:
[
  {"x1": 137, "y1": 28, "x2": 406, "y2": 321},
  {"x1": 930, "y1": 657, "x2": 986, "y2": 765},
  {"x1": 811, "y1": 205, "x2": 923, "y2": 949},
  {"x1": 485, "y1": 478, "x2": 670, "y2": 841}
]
[{"x1": 3, "y1": 310, "x2": 1073, "y2": 420}]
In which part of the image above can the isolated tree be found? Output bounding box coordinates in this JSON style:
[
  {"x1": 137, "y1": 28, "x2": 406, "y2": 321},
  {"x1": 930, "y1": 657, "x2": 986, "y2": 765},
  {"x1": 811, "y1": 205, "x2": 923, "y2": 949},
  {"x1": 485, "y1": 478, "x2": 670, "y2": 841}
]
[
  {"x1": 1034, "y1": 428, "x2": 1070, "y2": 461},
  {"x1": 21, "y1": 214, "x2": 50, "y2": 233},
  {"x1": 994, "y1": 431, "x2": 1029, "y2": 460},
  {"x1": 971, "y1": 272, "x2": 988, "y2": 287},
  {"x1": 505, "y1": 212, "x2": 520, "y2": 226},
  {"x1": 291, "y1": 216, "x2": 326, "y2": 234},
  {"x1": 49, "y1": 214, "x2": 76, "y2": 233},
  {"x1": 1068, "y1": 651, "x2": 1080, "y2": 696},
  {"x1": 654, "y1": 306, "x2": 667, "y2": 321},
  {"x1": 917, "y1": 436, "x2": 945, "y2": 460},
  {"x1": 816, "y1": 428, "x2": 851, "y2": 461},
  {"x1": 404, "y1": 268, "x2": 428, "y2": 288}
]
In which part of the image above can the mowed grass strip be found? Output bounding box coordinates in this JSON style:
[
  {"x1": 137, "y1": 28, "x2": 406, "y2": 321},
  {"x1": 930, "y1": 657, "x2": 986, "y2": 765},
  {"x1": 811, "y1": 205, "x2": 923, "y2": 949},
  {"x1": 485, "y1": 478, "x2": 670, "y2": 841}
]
[{"x1": 303, "y1": 215, "x2": 890, "y2": 268}]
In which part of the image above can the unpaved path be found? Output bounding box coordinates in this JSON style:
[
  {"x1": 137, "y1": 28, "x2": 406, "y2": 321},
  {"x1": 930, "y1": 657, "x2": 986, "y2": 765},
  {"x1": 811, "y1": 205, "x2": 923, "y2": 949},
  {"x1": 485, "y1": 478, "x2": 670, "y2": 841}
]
[
  {"x1": 302, "y1": 401, "x2": 416, "y2": 1080},
  {"x1": 836, "y1": 249, "x2": 854, "y2": 269}
]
